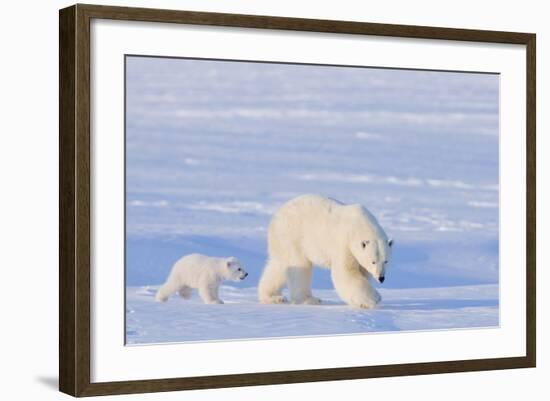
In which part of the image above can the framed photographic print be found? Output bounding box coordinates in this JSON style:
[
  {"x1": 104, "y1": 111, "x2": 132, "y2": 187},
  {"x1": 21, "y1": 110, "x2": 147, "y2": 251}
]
[{"x1": 59, "y1": 4, "x2": 536, "y2": 397}]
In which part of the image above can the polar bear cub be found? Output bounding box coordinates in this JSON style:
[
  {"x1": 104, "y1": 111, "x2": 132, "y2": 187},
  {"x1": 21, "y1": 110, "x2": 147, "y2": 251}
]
[{"x1": 155, "y1": 254, "x2": 248, "y2": 304}]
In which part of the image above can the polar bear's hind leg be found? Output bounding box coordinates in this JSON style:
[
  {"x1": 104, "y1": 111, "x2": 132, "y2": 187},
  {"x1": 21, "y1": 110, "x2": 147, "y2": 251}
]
[
  {"x1": 287, "y1": 265, "x2": 321, "y2": 304},
  {"x1": 258, "y1": 259, "x2": 288, "y2": 304}
]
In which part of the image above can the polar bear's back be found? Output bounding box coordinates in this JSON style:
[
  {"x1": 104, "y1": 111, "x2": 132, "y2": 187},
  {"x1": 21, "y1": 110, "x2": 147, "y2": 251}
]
[
  {"x1": 276, "y1": 194, "x2": 340, "y2": 215},
  {"x1": 267, "y1": 195, "x2": 346, "y2": 265},
  {"x1": 270, "y1": 194, "x2": 340, "y2": 230}
]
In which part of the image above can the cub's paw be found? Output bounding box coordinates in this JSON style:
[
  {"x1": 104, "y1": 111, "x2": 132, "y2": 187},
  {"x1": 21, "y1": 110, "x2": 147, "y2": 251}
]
[{"x1": 155, "y1": 294, "x2": 168, "y2": 303}]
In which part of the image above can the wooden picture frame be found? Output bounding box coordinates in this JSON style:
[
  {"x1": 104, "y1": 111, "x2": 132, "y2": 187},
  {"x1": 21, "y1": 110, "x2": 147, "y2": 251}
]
[{"x1": 59, "y1": 3, "x2": 536, "y2": 397}]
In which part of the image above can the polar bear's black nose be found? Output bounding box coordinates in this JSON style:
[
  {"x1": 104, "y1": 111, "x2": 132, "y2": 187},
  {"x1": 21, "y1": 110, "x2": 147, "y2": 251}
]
[{"x1": 379, "y1": 276, "x2": 385, "y2": 283}]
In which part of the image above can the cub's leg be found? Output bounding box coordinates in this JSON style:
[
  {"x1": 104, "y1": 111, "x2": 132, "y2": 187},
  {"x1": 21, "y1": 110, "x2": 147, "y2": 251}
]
[
  {"x1": 178, "y1": 285, "x2": 192, "y2": 300},
  {"x1": 155, "y1": 278, "x2": 181, "y2": 303},
  {"x1": 198, "y1": 283, "x2": 223, "y2": 304}
]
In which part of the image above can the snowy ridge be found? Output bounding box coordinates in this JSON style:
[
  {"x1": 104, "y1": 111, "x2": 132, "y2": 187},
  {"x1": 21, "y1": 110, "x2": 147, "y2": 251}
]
[{"x1": 126, "y1": 284, "x2": 498, "y2": 344}]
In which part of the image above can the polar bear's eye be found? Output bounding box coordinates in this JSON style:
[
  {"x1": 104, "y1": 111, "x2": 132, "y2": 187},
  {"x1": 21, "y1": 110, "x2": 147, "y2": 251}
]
[
  {"x1": 237, "y1": 268, "x2": 242, "y2": 271},
  {"x1": 361, "y1": 241, "x2": 370, "y2": 248}
]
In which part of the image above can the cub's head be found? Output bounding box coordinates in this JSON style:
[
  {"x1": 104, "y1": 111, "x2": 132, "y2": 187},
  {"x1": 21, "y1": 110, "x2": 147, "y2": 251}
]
[
  {"x1": 347, "y1": 205, "x2": 393, "y2": 283},
  {"x1": 225, "y1": 257, "x2": 248, "y2": 282}
]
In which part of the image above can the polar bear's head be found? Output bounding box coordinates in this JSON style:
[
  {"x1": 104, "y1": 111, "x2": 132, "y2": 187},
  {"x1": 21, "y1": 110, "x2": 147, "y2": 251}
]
[
  {"x1": 347, "y1": 205, "x2": 393, "y2": 283},
  {"x1": 224, "y1": 257, "x2": 248, "y2": 282}
]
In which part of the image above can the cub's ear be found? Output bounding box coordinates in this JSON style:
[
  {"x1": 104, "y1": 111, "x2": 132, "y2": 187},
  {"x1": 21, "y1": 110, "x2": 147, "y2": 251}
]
[{"x1": 388, "y1": 239, "x2": 394, "y2": 247}]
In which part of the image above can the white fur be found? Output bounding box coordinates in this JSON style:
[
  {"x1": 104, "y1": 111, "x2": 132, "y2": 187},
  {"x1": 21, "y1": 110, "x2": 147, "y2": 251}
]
[
  {"x1": 155, "y1": 254, "x2": 247, "y2": 304},
  {"x1": 258, "y1": 194, "x2": 393, "y2": 309}
]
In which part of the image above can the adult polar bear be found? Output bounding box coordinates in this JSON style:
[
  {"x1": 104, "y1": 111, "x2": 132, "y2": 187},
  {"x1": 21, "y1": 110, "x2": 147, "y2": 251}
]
[{"x1": 258, "y1": 194, "x2": 393, "y2": 309}]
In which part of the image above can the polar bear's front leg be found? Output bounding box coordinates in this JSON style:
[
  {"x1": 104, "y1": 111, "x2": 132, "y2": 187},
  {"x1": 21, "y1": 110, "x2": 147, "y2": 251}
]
[
  {"x1": 331, "y1": 266, "x2": 381, "y2": 309},
  {"x1": 198, "y1": 283, "x2": 223, "y2": 304}
]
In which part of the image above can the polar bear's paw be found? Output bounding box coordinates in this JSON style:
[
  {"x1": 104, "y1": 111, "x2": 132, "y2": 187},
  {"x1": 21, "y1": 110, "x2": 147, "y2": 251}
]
[
  {"x1": 349, "y1": 295, "x2": 380, "y2": 309},
  {"x1": 260, "y1": 295, "x2": 288, "y2": 304},
  {"x1": 303, "y1": 296, "x2": 322, "y2": 305},
  {"x1": 356, "y1": 301, "x2": 378, "y2": 310}
]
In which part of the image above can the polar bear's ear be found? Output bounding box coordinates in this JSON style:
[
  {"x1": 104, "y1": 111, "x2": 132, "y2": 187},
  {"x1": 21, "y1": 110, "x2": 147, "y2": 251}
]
[{"x1": 388, "y1": 239, "x2": 394, "y2": 247}]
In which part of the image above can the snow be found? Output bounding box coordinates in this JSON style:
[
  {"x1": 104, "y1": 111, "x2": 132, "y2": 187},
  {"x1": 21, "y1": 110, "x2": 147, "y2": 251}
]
[
  {"x1": 125, "y1": 56, "x2": 499, "y2": 344},
  {"x1": 126, "y1": 284, "x2": 498, "y2": 344}
]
